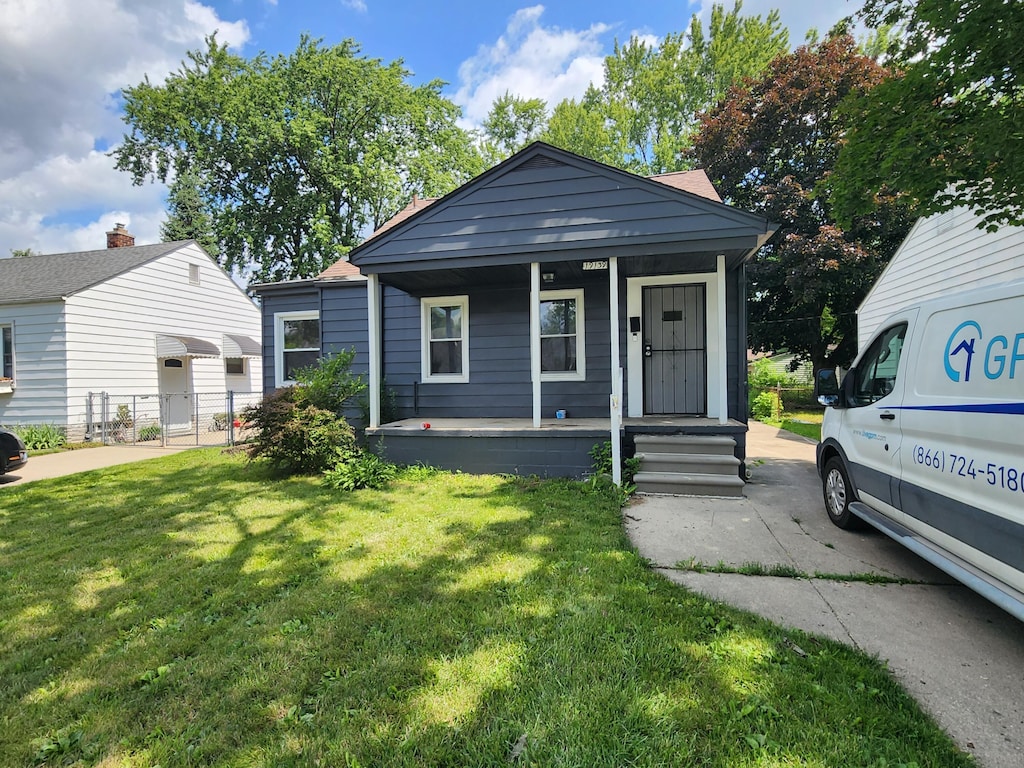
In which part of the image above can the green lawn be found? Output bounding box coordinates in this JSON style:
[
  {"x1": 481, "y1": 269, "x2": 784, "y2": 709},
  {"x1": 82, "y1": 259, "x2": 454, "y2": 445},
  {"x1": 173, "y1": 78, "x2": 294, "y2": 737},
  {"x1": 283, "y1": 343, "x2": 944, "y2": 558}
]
[{"x1": 0, "y1": 450, "x2": 970, "y2": 767}]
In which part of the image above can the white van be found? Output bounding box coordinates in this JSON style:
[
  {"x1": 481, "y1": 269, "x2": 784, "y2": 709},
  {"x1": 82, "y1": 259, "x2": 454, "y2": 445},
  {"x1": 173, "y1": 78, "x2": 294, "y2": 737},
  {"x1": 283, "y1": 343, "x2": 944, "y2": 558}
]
[{"x1": 816, "y1": 280, "x2": 1024, "y2": 621}]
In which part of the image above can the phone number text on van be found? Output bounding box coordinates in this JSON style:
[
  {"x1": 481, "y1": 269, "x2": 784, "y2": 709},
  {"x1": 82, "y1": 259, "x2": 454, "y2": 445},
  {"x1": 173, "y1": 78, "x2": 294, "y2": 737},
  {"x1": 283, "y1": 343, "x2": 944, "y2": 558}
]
[{"x1": 912, "y1": 445, "x2": 1023, "y2": 492}]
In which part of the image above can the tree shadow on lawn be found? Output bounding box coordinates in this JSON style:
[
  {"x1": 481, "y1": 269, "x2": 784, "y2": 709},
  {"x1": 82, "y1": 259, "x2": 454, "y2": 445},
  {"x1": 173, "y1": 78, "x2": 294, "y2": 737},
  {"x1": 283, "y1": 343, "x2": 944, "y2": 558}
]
[{"x1": 0, "y1": 453, "x2": 970, "y2": 766}]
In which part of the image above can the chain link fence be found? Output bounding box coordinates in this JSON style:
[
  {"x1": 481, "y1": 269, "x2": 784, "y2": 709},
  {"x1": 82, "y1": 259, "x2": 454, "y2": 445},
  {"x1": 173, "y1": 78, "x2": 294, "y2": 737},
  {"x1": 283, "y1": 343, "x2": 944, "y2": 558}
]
[{"x1": 86, "y1": 391, "x2": 263, "y2": 447}]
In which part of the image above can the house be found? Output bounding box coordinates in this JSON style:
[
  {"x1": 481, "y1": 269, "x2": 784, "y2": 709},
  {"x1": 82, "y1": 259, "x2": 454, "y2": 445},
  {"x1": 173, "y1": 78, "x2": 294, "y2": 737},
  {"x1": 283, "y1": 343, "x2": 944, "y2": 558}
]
[
  {"x1": 858, "y1": 206, "x2": 1024, "y2": 349},
  {"x1": 256, "y1": 143, "x2": 775, "y2": 490},
  {"x1": 0, "y1": 225, "x2": 262, "y2": 440}
]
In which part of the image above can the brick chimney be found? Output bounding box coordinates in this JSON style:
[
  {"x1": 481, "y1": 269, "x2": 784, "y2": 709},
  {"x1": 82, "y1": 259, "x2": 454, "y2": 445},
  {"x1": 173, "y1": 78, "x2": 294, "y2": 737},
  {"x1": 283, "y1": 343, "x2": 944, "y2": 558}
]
[{"x1": 106, "y1": 223, "x2": 135, "y2": 249}]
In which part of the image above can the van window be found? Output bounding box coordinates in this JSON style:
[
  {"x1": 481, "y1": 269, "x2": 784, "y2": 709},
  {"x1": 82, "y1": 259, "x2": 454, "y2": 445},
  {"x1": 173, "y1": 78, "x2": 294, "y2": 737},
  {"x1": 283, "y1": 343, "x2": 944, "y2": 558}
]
[{"x1": 850, "y1": 323, "x2": 907, "y2": 407}]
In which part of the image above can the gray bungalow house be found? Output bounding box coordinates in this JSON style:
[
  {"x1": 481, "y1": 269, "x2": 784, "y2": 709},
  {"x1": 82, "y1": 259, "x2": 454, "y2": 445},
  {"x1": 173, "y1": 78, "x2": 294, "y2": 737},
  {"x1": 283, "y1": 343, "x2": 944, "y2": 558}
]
[{"x1": 256, "y1": 143, "x2": 775, "y2": 492}]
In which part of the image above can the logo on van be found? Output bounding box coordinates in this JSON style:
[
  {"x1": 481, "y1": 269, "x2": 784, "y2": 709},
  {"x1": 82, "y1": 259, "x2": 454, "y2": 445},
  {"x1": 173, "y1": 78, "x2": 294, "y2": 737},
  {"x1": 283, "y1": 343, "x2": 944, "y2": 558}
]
[{"x1": 944, "y1": 320, "x2": 1024, "y2": 383}]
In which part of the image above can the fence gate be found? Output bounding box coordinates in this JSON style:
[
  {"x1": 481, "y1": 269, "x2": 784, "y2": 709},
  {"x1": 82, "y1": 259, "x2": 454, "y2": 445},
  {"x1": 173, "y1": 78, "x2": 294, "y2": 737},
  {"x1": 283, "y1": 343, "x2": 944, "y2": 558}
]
[{"x1": 86, "y1": 391, "x2": 261, "y2": 447}]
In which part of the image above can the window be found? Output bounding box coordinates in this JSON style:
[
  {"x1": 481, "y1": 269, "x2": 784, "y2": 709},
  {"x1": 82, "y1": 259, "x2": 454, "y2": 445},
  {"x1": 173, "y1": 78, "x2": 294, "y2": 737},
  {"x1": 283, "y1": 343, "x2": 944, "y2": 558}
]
[
  {"x1": 189, "y1": 264, "x2": 200, "y2": 285},
  {"x1": 422, "y1": 296, "x2": 469, "y2": 383},
  {"x1": 1, "y1": 324, "x2": 13, "y2": 385},
  {"x1": 275, "y1": 311, "x2": 320, "y2": 387},
  {"x1": 225, "y1": 358, "x2": 245, "y2": 375},
  {"x1": 540, "y1": 289, "x2": 585, "y2": 381},
  {"x1": 850, "y1": 323, "x2": 906, "y2": 407}
]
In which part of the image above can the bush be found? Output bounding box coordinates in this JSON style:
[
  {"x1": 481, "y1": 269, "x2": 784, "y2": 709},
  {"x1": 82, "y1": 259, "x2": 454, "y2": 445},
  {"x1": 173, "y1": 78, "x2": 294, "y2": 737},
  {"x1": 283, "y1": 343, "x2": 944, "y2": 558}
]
[
  {"x1": 243, "y1": 388, "x2": 356, "y2": 475},
  {"x1": 748, "y1": 357, "x2": 800, "y2": 390},
  {"x1": 588, "y1": 440, "x2": 641, "y2": 486},
  {"x1": 292, "y1": 349, "x2": 366, "y2": 415},
  {"x1": 323, "y1": 452, "x2": 397, "y2": 491},
  {"x1": 751, "y1": 390, "x2": 783, "y2": 422},
  {"x1": 13, "y1": 423, "x2": 66, "y2": 451},
  {"x1": 138, "y1": 424, "x2": 161, "y2": 442}
]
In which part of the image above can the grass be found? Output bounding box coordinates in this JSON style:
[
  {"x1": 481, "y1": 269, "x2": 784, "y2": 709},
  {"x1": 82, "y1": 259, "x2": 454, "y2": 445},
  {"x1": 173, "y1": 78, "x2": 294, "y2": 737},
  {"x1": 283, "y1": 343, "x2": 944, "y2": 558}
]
[
  {"x1": 675, "y1": 558, "x2": 925, "y2": 585},
  {"x1": 0, "y1": 450, "x2": 972, "y2": 767},
  {"x1": 757, "y1": 409, "x2": 823, "y2": 441}
]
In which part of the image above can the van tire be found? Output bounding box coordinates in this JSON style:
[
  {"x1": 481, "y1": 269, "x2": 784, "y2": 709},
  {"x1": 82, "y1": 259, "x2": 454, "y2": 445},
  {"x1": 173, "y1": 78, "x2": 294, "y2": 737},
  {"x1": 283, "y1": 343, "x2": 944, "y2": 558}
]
[{"x1": 822, "y1": 457, "x2": 864, "y2": 530}]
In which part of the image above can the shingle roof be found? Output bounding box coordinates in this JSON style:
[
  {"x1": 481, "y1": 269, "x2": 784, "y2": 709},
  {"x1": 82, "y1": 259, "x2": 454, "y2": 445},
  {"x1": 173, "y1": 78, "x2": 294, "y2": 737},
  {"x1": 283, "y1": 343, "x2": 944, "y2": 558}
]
[
  {"x1": 0, "y1": 241, "x2": 189, "y2": 304},
  {"x1": 646, "y1": 170, "x2": 722, "y2": 201},
  {"x1": 317, "y1": 258, "x2": 363, "y2": 281}
]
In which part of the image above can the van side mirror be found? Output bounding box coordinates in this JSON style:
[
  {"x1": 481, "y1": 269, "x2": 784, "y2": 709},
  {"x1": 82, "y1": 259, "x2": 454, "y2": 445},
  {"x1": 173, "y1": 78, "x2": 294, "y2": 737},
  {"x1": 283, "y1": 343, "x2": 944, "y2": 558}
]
[{"x1": 815, "y1": 369, "x2": 840, "y2": 407}]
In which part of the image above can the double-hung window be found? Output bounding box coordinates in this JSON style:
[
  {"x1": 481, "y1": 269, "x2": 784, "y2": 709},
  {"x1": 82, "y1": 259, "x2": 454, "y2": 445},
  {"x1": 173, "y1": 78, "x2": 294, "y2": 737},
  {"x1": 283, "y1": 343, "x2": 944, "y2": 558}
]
[
  {"x1": 422, "y1": 296, "x2": 469, "y2": 383},
  {"x1": 275, "y1": 311, "x2": 320, "y2": 387},
  {"x1": 0, "y1": 324, "x2": 13, "y2": 387},
  {"x1": 540, "y1": 289, "x2": 585, "y2": 381}
]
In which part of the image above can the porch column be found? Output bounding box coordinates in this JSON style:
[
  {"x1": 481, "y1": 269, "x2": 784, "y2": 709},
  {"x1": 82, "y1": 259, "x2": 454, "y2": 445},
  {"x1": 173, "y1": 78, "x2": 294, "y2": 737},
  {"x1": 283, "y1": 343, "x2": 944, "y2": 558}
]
[
  {"x1": 530, "y1": 262, "x2": 541, "y2": 427},
  {"x1": 367, "y1": 273, "x2": 381, "y2": 429},
  {"x1": 609, "y1": 256, "x2": 622, "y2": 486},
  {"x1": 717, "y1": 254, "x2": 728, "y2": 425}
]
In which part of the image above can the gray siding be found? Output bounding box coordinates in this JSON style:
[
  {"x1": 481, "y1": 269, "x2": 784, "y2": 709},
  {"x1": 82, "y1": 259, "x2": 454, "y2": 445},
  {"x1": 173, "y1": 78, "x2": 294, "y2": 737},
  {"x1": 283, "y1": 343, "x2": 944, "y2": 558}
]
[
  {"x1": 353, "y1": 146, "x2": 770, "y2": 271},
  {"x1": 259, "y1": 287, "x2": 319, "y2": 394},
  {"x1": 320, "y1": 282, "x2": 370, "y2": 375},
  {"x1": 381, "y1": 280, "x2": 617, "y2": 420}
]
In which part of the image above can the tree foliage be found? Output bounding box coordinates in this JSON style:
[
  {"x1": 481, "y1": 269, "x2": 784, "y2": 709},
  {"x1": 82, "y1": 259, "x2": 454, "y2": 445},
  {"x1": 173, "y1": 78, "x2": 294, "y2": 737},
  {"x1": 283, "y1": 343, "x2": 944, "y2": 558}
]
[
  {"x1": 832, "y1": 0, "x2": 1024, "y2": 230},
  {"x1": 115, "y1": 35, "x2": 482, "y2": 283},
  {"x1": 481, "y1": 1, "x2": 788, "y2": 173},
  {"x1": 160, "y1": 170, "x2": 219, "y2": 257},
  {"x1": 691, "y1": 35, "x2": 915, "y2": 370}
]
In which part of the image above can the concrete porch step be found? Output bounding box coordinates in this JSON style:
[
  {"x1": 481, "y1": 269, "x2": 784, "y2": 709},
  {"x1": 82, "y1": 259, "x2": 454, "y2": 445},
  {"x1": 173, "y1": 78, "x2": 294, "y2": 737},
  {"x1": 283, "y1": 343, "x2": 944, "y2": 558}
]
[
  {"x1": 633, "y1": 471, "x2": 745, "y2": 497},
  {"x1": 634, "y1": 451, "x2": 740, "y2": 475},
  {"x1": 633, "y1": 434, "x2": 737, "y2": 456}
]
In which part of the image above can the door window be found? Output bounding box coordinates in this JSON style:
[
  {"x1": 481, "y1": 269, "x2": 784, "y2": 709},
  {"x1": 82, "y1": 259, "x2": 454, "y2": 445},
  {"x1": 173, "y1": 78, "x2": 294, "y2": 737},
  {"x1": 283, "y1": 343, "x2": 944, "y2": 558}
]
[{"x1": 850, "y1": 323, "x2": 907, "y2": 407}]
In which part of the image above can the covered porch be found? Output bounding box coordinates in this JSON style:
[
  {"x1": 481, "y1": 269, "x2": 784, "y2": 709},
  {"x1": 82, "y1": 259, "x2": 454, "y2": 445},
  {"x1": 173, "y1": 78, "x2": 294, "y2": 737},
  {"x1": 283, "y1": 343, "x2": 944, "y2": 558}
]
[{"x1": 366, "y1": 416, "x2": 749, "y2": 480}]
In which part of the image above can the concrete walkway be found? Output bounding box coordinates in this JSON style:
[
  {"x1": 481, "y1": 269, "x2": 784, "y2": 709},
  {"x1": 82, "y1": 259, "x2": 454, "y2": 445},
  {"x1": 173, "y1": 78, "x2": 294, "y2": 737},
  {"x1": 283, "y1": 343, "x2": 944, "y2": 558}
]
[
  {"x1": 0, "y1": 444, "x2": 189, "y2": 486},
  {"x1": 626, "y1": 421, "x2": 1024, "y2": 768}
]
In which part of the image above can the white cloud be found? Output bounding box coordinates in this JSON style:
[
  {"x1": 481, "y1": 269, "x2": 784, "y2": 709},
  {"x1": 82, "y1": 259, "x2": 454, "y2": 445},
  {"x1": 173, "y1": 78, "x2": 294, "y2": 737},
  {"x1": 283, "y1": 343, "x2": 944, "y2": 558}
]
[
  {"x1": 453, "y1": 5, "x2": 610, "y2": 129},
  {"x1": 342, "y1": 0, "x2": 367, "y2": 12},
  {"x1": 0, "y1": 0, "x2": 248, "y2": 257}
]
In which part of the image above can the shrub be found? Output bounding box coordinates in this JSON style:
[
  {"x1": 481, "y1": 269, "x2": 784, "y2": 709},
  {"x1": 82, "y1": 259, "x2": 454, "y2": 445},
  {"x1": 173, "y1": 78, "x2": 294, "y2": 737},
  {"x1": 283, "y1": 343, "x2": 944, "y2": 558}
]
[
  {"x1": 323, "y1": 451, "x2": 397, "y2": 491},
  {"x1": 244, "y1": 388, "x2": 356, "y2": 475},
  {"x1": 751, "y1": 390, "x2": 783, "y2": 422},
  {"x1": 138, "y1": 424, "x2": 161, "y2": 442},
  {"x1": 588, "y1": 440, "x2": 642, "y2": 486},
  {"x1": 13, "y1": 423, "x2": 67, "y2": 451},
  {"x1": 292, "y1": 348, "x2": 366, "y2": 415},
  {"x1": 748, "y1": 358, "x2": 800, "y2": 390}
]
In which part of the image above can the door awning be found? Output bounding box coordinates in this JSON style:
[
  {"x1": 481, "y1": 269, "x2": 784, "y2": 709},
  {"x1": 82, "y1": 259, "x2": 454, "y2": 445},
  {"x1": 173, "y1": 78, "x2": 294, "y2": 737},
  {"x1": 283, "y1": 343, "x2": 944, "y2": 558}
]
[
  {"x1": 155, "y1": 334, "x2": 221, "y2": 359},
  {"x1": 222, "y1": 333, "x2": 261, "y2": 358}
]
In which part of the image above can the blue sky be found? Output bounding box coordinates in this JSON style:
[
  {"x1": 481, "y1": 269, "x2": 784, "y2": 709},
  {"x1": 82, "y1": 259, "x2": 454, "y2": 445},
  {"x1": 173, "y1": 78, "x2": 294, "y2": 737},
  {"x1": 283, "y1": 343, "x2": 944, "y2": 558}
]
[{"x1": 0, "y1": 0, "x2": 859, "y2": 259}]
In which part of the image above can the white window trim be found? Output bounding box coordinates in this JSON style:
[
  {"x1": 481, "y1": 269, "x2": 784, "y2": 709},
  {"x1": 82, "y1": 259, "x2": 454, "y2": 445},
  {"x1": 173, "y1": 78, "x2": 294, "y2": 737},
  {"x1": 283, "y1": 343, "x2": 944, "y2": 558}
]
[
  {"x1": 421, "y1": 295, "x2": 469, "y2": 384},
  {"x1": 540, "y1": 288, "x2": 586, "y2": 382},
  {"x1": 274, "y1": 310, "x2": 320, "y2": 388}
]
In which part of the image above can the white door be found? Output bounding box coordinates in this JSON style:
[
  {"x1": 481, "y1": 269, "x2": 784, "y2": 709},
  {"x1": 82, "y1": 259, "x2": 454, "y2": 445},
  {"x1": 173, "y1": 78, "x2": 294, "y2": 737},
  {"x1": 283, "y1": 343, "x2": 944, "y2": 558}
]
[
  {"x1": 158, "y1": 358, "x2": 193, "y2": 433},
  {"x1": 837, "y1": 317, "x2": 914, "y2": 517}
]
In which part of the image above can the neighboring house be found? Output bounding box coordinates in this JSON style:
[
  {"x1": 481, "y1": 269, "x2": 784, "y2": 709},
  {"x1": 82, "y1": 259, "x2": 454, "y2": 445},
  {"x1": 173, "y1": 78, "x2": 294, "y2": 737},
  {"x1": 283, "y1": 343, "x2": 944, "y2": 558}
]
[
  {"x1": 0, "y1": 225, "x2": 262, "y2": 439},
  {"x1": 858, "y1": 207, "x2": 1024, "y2": 349},
  {"x1": 256, "y1": 143, "x2": 775, "y2": 486}
]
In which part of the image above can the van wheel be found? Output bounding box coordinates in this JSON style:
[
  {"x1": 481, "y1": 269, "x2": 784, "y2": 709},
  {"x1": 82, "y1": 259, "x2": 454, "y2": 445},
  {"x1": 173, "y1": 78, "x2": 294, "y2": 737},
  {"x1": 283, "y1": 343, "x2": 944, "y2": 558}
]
[{"x1": 823, "y1": 457, "x2": 864, "y2": 529}]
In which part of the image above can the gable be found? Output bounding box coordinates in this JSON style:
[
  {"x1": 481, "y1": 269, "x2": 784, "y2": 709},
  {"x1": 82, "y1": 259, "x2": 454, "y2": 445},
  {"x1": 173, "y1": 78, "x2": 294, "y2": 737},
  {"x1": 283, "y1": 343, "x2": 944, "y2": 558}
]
[{"x1": 349, "y1": 143, "x2": 772, "y2": 276}]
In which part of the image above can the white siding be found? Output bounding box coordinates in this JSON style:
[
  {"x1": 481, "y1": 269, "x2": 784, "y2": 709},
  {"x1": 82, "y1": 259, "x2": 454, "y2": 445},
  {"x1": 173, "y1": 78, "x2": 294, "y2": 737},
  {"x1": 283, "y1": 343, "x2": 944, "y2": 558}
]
[
  {"x1": 62, "y1": 243, "x2": 262, "y2": 426},
  {"x1": 0, "y1": 302, "x2": 70, "y2": 425},
  {"x1": 858, "y1": 208, "x2": 1024, "y2": 349}
]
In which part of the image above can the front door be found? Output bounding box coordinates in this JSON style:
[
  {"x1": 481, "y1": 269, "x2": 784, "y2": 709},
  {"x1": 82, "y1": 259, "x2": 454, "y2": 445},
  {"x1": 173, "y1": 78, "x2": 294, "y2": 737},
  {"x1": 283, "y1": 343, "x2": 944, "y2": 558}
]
[
  {"x1": 643, "y1": 284, "x2": 707, "y2": 414},
  {"x1": 158, "y1": 358, "x2": 193, "y2": 433}
]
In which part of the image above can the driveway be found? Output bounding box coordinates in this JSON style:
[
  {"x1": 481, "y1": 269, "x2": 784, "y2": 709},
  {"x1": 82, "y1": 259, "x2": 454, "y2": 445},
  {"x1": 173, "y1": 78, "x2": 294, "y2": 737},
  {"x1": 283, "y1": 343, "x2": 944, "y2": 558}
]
[
  {"x1": 0, "y1": 444, "x2": 189, "y2": 486},
  {"x1": 626, "y1": 420, "x2": 1024, "y2": 768}
]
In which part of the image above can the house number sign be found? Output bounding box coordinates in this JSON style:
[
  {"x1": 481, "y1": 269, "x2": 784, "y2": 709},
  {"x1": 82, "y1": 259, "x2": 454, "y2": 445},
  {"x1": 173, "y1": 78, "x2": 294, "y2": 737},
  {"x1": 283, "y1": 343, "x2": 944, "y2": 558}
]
[{"x1": 582, "y1": 260, "x2": 608, "y2": 271}]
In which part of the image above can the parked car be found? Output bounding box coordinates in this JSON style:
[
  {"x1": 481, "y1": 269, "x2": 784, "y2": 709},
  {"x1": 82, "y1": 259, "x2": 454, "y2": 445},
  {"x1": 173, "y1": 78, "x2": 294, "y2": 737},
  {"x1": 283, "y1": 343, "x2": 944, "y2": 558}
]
[
  {"x1": 0, "y1": 426, "x2": 29, "y2": 475},
  {"x1": 816, "y1": 280, "x2": 1024, "y2": 621}
]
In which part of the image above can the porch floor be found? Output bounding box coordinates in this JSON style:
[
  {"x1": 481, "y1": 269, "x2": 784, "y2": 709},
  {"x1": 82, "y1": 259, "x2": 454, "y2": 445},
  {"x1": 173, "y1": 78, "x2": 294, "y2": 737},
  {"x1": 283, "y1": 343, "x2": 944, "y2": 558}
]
[{"x1": 369, "y1": 416, "x2": 746, "y2": 438}]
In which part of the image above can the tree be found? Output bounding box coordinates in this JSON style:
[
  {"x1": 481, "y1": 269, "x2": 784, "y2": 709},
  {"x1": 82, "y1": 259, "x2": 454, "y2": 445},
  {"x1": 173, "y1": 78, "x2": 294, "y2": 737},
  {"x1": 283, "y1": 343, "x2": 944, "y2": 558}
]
[
  {"x1": 114, "y1": 36, "x2": 483, "y2": 283},
  {"x1": 542, "y1": 1, "x2": 788, "y2": 174},
  {"x1": 832, "y1": 0, "x2": 1024, "y2": 230},
  {"x1": 690, "y1": 35, "x2": 915, "y2": 371},
  {"x1": 160, "y1": 170, "x2": 219, "y2": 257},
  {"x1": 481, "y1": 92, "x2": 548, "y2": 163},
  {"x1": 10, "y1": 248, "x2": 37, "y2": 258}
]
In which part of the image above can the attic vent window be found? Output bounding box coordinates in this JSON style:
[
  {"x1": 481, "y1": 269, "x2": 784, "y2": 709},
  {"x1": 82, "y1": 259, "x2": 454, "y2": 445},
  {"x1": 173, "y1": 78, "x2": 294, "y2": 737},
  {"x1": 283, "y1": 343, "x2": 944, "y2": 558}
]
[{"x1": 189, "y1": 264, "x2": 200, "y2": 285}]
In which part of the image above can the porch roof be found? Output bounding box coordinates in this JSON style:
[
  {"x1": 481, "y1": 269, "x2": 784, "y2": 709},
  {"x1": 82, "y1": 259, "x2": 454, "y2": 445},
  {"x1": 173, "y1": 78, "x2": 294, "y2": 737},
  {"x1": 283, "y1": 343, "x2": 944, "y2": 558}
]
[{"x1": 349, "y1": 143, "x2": 774, "y2": 294}]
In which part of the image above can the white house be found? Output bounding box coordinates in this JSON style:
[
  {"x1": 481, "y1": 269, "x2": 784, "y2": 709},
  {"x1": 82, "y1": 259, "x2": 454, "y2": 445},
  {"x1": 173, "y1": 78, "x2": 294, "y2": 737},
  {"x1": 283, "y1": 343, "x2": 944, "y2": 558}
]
[
  {"x1": 0, "y1": 225, "x2": 262, "y2": 439},
  {"x1": 858, "y1": 207, "x2": 1024, "y2": 349}
]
